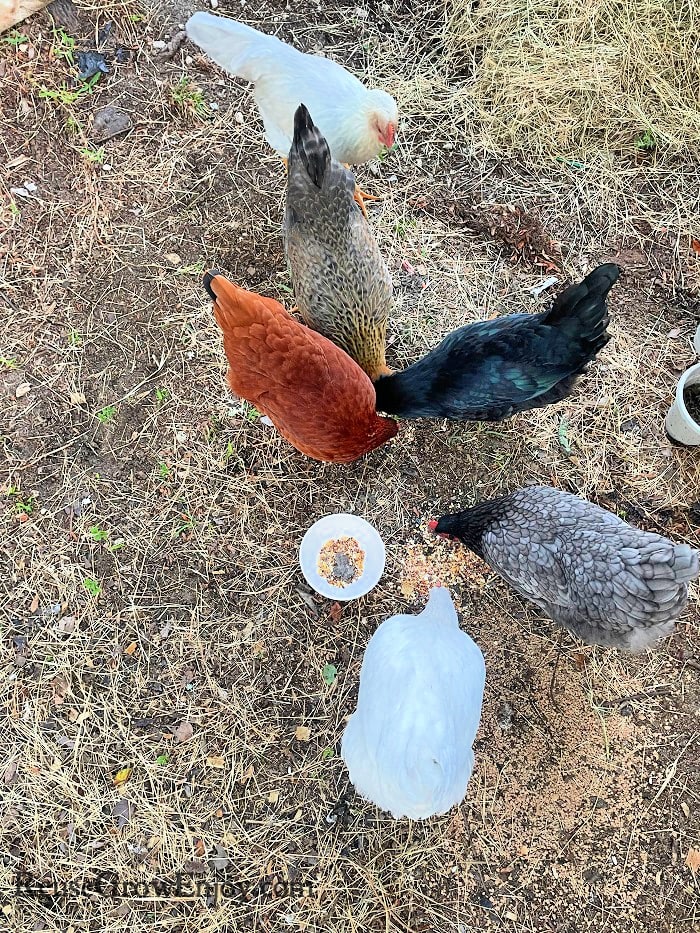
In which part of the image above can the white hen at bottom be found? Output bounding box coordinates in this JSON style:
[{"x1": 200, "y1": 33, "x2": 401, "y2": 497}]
[{"x1": 341, "y1": 587, "x2": 486, "y2": 819}]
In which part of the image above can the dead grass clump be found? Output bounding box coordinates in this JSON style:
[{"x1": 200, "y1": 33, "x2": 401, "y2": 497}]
[{"x1": 447, "y1": 0, "x2": 700, "y2": 160}]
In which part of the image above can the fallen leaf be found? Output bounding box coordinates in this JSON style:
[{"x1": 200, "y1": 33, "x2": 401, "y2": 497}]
[
  {"x1": 70, "y1": 392, "x2": 86, "y2": 405},
  {"x1": 174, "y1": 721, "x2": 193, "y2": 743},
  {"x1": 29, "y1": 594, "x2": 39, "y2": 613},
  {"x1": 667, "y1": 328, "x2": 681, "y2": 339},
  {"x1": 240, "y1": 764, "x2": 254, "y2": 784},
  {"x1": 112, "y1": 798, "x2": 135, "y2": 828},
  {"x1": 15, "y1": 382, "x2": 31, "y2": 398},
  {"x1": 322, "y1": 664, "x2": 337, "y2": 686},
  {"x1": 113, "y1": 767, "x2": 132, "y2": 787},
  {"x1": 206, "y1": 755, "x2": 225, "y2": 769},
  {"x1": 3, "y1": 760, "x2": 18, "y2": 785},
  {"x1": 268, "y1": 790, "x2": 279, "y2": 804},
  {"x1": 295, "y1": 726, "x2": 311, "y2": 742},
  {"x1": 124, "y1": 641, "x2": 137, "y2": 656},
  {"x1": 194, "y1": 838, "x2": 206, "y2": 857},
  {"x1": 330, "y1": 602, "x2": 342, "y2": 624},
  {"x1": 56, "y1": 616, "x2": 76, "y2": 634},
  {"x1": 52, "y1": 675, "x2": 70, "y2": 706},
  {"x1": 691, "y1": 238, "x2": 700, "y2": 255},
  {"x1": 686, "y1": 847, "x2": 700, "y2": 874}
]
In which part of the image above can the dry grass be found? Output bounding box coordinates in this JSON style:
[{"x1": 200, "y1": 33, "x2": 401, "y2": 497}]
[
  {"x1": 445, "y1": 0, "x2": 700, "y2": 240},
  {"x1": 1, "y1": 1, "x2": 699, "y2": 932}
]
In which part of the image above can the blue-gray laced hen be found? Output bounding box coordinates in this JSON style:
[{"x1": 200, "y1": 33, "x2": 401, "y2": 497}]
[
  {"x1": 434, "y1": 486, "x2": 699, "y2": 652},
  {"x1": 374, "y1": 264, "x2": 619, "y2": 420}
]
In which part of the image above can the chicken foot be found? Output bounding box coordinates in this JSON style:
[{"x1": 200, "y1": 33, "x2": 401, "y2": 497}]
[{"x1": 342, "y1": 165, "x2": 382, "y2": 219}]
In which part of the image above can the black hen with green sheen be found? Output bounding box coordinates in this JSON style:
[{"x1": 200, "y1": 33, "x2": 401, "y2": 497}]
[{"x1": 374, "y1": 264, "x2": 619, "y2": 420}]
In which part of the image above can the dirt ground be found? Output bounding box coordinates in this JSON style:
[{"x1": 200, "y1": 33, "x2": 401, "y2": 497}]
[{"x1": 1, "y1": 2, "x2": 699, "y2": 932}]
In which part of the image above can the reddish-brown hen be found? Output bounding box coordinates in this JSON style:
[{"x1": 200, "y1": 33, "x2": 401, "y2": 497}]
[{"x1": 206, "y1": 272, "x2": 398, "y2": 464}]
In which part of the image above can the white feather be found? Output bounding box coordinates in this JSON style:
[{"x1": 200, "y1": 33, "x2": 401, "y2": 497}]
[
  {"x1": 185, "y1": 12, "x2": 397, "y2": 163},
  {"x1": 341, "y1": 588, "x2": 486, "y2": 820}
]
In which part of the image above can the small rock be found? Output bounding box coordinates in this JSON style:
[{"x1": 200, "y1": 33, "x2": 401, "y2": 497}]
[
  {"x1": 185, "y1": 55, "x2": 193, "y2": 65},
  {"x1": 165, "y1": 253, "x2": 182, "y2": 267},
  {"x1": 15, "y1": 383, "x2": 31, "y2": 399},
  {"x1": 92, "y1": 106, "x2": 133, "y2": 142},
  {"x1": 210, "y1": 0, "x2": 219, "y2": 7},
  {"x1": 234, "y1": 111, "x2": 244, "y2": 124},
  {"x1": 23, "y1": 181, "x2": 37, "y2": 193},
  {"x1": 209, "y1": 101, "x2": 219, "y2": 111},
  {"x1": 152, "y1": 40, "x2": 167, "y2": 50}
]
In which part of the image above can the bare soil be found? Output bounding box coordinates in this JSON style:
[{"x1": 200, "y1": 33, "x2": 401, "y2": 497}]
[{"x1": 1, "y1": 2, "x2": 699, "y2": 932}]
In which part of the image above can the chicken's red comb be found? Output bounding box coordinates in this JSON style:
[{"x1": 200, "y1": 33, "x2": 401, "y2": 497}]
[{"x1": 427, "y1": 519, "x2": 438, "y2": 532}]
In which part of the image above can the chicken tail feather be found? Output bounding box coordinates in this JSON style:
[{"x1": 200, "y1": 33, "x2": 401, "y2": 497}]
[
  {"x1": 542, "y1": 263, "x2": 620, "y2": 354},
  {"x1": 203, "y1": 269, "x2": 222, "y2": 302},
  {"x1": 291, "y1": 103, "x2": 330, "y2": 189}
]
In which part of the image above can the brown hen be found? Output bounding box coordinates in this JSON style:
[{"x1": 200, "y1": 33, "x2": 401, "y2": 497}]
[{"x1": 206, "y1": 272, "x2": 398, "y2": 464}]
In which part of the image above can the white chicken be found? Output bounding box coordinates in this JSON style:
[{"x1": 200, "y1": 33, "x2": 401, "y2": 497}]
[
  {"x1": 185, "y1": 12, "x2": 398, "y2": 212},
  {"x1": 341, "y1": 587, "x2": 486, "y2": 820}
]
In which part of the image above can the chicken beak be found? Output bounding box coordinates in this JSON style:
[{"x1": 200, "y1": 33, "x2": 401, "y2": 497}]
[{"x1": 379, "y1": 123, "x2": 396, "y2": 149}]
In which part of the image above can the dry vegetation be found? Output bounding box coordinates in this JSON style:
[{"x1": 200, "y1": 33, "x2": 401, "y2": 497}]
[{"x1": 1, "y1": 1, "x2": 699, "y2": 932}]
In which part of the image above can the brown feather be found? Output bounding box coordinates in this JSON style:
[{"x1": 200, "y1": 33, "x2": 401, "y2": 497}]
[{"x1": 208, "y1": 274, "x2": 398, "y2": 463}]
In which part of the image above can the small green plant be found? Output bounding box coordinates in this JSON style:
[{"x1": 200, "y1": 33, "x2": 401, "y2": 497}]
[
  {"x1": 155, "y1": 754, "x2": 169, "y2": 766},
  {"x1": 68, "y1": 329, "x2": 82, "y2": 346},
  {"x1": 322, "y1": 664, "x2": 337, "y2": 686},
  {"x1": 222, "y1": 440, "x2": 235, "y2": 464},
  {"x1": 395, "y1": 217, "x2": 417, "y2": 238},
  {"x1": 155, "y1": 387, "x2": 170, "y2": 404},
  {"x1": 39, "y1": 72, "x2": 102, "y2": 107},
  {"x1": 88, "y1": 525, "x2": 108, "y2": 542},
  {"x1": 245, "y1": 406, "x2": 261, "y2": 422},
  {"x1": 635, "y1": 129, "x2": 657, "y2": 151},
  {"x1": 158, "y1": 462, "x2": 171, "y2": 478},
  {"x1": 377, "y1": 142, "x2": 398, "y2": 162},
  {"x1": 80, "y1": 145, "x2": 105, "y2": 164},
  {"x1": 169, "y1": 76, "x2": 209, "y2": 119},
  {"x1": 0, "y1": 357, "x2": 17, "y2": 369},
  {"x1": 175, "y1": 260, "x2": 206, "y2": 277},
  {"x1": 97, "y1": 405, "x2": 117, "y2": 423},
  {"x1": 129, "y1": 13, "x2": 144, "y2": 22},
  {"x1": 83, "y1": 578, "x2": 101, "y2": 597},
  {"x1": 172, "y1": 514, "x2": 194, "y2": 538},
  {"x1": 109, "y1": 538, "x2": 125, "y2": 552},
  {"x1": 2, "y1": 31, "x2": 29, "y2": 47},
  {"x1": 51, "y1": 27, "x2": 76, "y2": 65},
  {"x1": 15, "y1": 496, "x2": 35, "y2": 515},
  {"x1": 321, "y1": 747, "x2": 334, "y2": 761}
]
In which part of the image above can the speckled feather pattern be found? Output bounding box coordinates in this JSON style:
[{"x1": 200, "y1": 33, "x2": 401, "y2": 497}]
[
  {"x1": 437, "y1": 486, "x2": 699, "y2": 651},
  {"x1": 283, "y1": 107, "x2": 393, "y2": 380},
  {"x1": 208, "y1": 274, "x2": 397, "y2": 463}
]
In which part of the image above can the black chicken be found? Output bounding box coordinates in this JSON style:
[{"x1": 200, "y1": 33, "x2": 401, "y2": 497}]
[
  {"x1": 433, "y1": 485, "x2": 699, "y2": 652},
  {"x1": 374, "y1": 264, "x2": 619, "y2": 420}
]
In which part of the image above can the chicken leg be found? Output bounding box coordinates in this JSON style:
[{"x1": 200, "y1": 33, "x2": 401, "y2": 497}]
[
  {"x1": 281, "y1": 157, "x2": 379, "y2": 219},
  {"x1": 343, "y1": 164, "x2": 382, "y2": 218}
]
